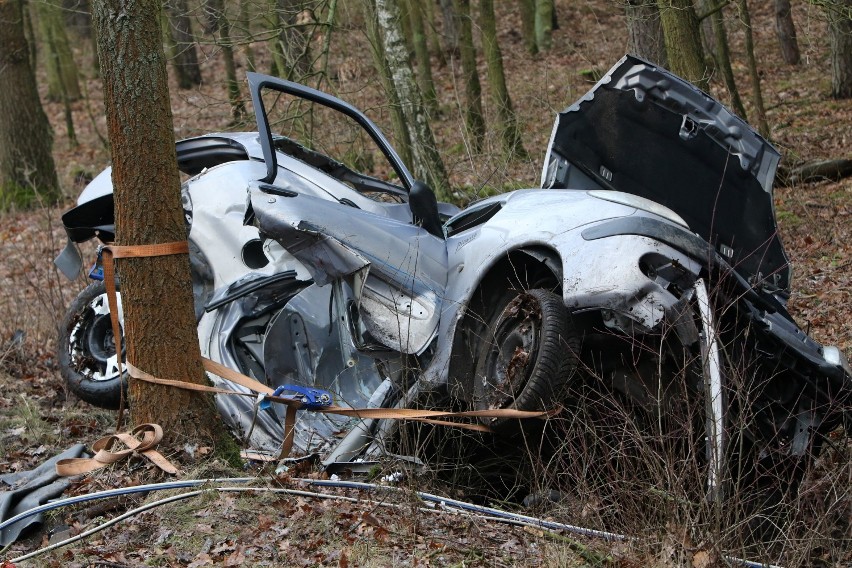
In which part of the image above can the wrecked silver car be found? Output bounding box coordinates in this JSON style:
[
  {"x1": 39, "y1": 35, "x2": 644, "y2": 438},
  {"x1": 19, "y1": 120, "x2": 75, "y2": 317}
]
[{"x1": 57, "y1": 55, "x2": 851, "y2": 499}]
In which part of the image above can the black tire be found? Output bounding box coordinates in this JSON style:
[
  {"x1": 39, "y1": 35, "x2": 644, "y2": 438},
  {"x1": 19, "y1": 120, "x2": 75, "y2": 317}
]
[
  {"x1": 473, "y1": 288, "x2": 580, "y2": 430},
  {"x1": 58, "y1": 281, "x2": 126, "y2": 409}
]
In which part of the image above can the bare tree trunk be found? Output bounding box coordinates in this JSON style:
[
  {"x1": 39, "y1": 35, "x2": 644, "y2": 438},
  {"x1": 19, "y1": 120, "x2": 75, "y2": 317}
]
[
  {"x1": 657, "y1": 0, "x2": 709, "y2": 90},
  {"x1": 408, "y1": 0, "x2": 438, "y2": 114},
  {"x1": 454, "y1": 0, "x2": 485, "y2": 153},
  {"x1": 36, "y1": 0, "x2": 82, "y2": 102},
  {"x1": 0, "y1": 0, "x2": 60, "y2": 206},
  {"x1": 374, "y1": 0, "x2": 450, "y2": 198},
  {"x1": 826, "y1": 0, "x2": 852, "y2": 98},
  {"x1": 438, "y1": 0, "x2": 458, "y2": 56},
  {"x1": 237, "y1": 0, "x2": 256, "y2": 71},
  {"x1": 166, "y1": 0, "x2": 203, "y2": 88},
  {"x1": 774, "y1": 0, "x2": 799, "y2": 65},
  {"x1": 268, "y1": 0, "x2": 312, "y2": 80},
  {"x1": 737, "y1": 0, "x2": 769, "y2": 137},
  {"x1": 519, "y1": 0, "x2": 537, "y2": 55},
  {"x1": 363, "y1": 0, "x2": 411, "y2": 167},
  {"x1": 708, "y1": 5, "x2": 747, "y2": 119},
  {"x1": 534, "y1": 0, "x2": 553, "y2": 51},
  {"x1": 626, "y1": 0, "x2": 667, "y2": 66},
  {"x1": 91, "y1": 0, "x2": 225, "y2": 445},
  {"x1": 208, "y1": 0, "x2": 245, "y2": 122},
  {"x1": 479, "y1": 0, "x2": 527, "y2": 159}
]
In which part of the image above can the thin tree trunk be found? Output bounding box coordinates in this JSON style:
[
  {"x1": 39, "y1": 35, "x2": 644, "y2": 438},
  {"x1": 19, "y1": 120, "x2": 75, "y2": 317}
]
[
  {"x1": 454, "y1": 0, "x2": 485, "y2": 153},
  {"x1": 826, "y1": 0, "x2": 852, "y2": 98},
  {"x1": 363, "y1": 0, "x2": 412, "y2": 167},
  {"x1": 91, "y1": 0, "x2": 225, "y2": 445},
  {"x1": 0, "y1": 0, "x2": 60, "y2": 206},
  {"x1": 774, "y1": 0, "x2": 799, "y2": 65},
  {"x1": 657, "y1": 0, "x2": 709, "y2": 90},
  {"x1": 36, "y1": 0, "x2": 82, "y2": 102},
  {"x1": 438, "y1": 0, "x2": 458, "y2": 56},
  {"x1": 519, "y1": 0, "x2": 537, "y2": 55},
  {"x1": 374, "y1": 0, "x2": 450, "y2": 198},
  {"x1": 268, "y1": 0, "x2": 312, "y2": 79},
  {"x1": 166, "y1": 0, "x2": 203, "y2": 88},
  {"x1": 479, "y1": 0, "x2": 527, "y2": 159},
  {"x1": 737, "y1": 0, "x2": 769, "y2": 137},
  {"x1": 534, "y1": 0, "x2": 553, "y2": 51},
  {"x1": 408, "y1": 0, "x2": 438, "y2": 114},
  {"x1": 237, "y1": 0, "x2": 256, "y2": 71},
  {"x1": 209, "y1": 0, "x2": 245, "y2": 122},
  {"x1": 22, "y1": 0, "x2": 37, "y2": 68},
  {"x1": 708, "y1": 5, "x2": 747, "y2": 118},
  {"x1": 626, "y1": 0, "x2": 667, "y2": 66}
]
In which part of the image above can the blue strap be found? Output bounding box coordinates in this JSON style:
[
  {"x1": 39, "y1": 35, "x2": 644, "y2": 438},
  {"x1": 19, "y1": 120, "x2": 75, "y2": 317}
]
[{"x1": 259, "y1": 385, "x2": 333, "y2": 411}]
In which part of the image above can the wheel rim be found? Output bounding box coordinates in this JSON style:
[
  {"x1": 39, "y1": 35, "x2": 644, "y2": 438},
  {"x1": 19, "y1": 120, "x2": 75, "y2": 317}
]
[
  {"x1": 69, "y1": 292, "x2": 124, "y2": 382},
  {"x1": 480, "y1": 295, "x2": 542, "y2": 410}
]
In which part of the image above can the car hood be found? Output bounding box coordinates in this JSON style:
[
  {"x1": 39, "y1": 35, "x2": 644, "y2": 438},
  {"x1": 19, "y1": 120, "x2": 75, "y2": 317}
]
[{"x1": 542, "y1": 55, "x2": 790, "y2": 292}]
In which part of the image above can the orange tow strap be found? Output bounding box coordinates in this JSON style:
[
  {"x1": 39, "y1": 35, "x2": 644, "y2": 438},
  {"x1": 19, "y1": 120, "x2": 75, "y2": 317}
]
[
  {"x1": 55, "y1": 423, "x2": 178, "y2": 476},
  {"x1": 97, "y1": 241, "x2": 560, "y2": 463}
]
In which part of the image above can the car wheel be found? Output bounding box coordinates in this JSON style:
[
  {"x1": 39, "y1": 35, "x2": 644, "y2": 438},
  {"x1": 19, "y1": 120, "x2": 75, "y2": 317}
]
[
  {"x1": 58, "y1": 281, "x2": 126, "y2": 409},
  {"x1": 473, "y1": 288, "x2": 579, "y2": 430}
]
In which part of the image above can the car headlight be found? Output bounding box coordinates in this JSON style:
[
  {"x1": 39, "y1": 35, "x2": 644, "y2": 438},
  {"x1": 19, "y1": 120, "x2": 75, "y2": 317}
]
[{"x1": 588, "y1": 190, "x2": 689, "y2": 228}]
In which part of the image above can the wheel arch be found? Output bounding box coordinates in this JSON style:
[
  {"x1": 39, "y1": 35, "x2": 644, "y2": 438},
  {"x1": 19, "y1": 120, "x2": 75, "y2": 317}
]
[{"x1": 446, "y1": 246, "x2": 564, "y2": 402}]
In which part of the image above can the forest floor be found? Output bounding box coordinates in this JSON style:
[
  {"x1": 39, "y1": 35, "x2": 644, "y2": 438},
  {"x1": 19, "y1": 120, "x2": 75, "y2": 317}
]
[{"x1": 1, "y1": 0, "x2": 850, "y2": 566}]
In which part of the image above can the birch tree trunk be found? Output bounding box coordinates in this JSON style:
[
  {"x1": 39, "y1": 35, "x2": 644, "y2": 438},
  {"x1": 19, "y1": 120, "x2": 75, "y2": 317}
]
[
  {"x1": 91, "y1": 0, "x2": 225, "y2": 445},
  {"x1": 479, "y1": 0, "x2": 527, "y2": 159},
  {"x1": 0, "y1": 0, "x2": 60, "y2": 206},
  {"x1": 363, "y1": 0, "x2": 412, "y2": 167},
  {"x1": 374, "y1": 0, "x2": 450, "y2": 198}
]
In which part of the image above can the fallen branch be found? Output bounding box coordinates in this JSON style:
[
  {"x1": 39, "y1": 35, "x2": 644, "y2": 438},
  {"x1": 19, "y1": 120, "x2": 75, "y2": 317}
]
[{"x1": 783, "y1": 159, "x2": 852, "y2": 185}]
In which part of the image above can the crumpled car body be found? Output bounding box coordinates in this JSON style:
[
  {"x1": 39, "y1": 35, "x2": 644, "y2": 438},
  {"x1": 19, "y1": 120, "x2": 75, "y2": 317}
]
[{"x1": 57, "y1": 56, "x2": 851, "y2": 492}]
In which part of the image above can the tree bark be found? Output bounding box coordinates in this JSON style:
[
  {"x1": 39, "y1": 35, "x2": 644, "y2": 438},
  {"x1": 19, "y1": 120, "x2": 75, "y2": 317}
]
[
  {"x1": 454, "y1": 0, "x2": 485, "y2": 153},
  {"x1": 774, "y1": 0, "x2": 799, "y2": 65},
  {"x1": 408, "y1": 0, "x2": 438, "y2": 114},
  {"x1": 36, "y1": 0, "x2": 82, "y2": 102},
  {"x1": 165, "y1": 0, "x2": 203, "y2": 88},
  {"x1": 626, "y1": 0, "x2": 667, "y2": 67},
  {"x1": 268, "y1": 0, "x2": 312, "y2": 80},
  {"x1": 737, "y1": 0, "x2": 769, "y2": 137},
  {"x1": 0, "y1": 0, "x2": 60, "y2": 207},
  {"x1": 438, "y1": 0, "x2": 458, "y2": 56},
  {"x1": 708, "y1": 5, "x2": 747, "y2": 119},
  {"x1": 479, "y1": 0, "x2": 527, "y2": 159},
  {"x1": 534, "y1": 0, "x2": 553, "y2": 51},
  {"x1": 374, "y1": 0, "x2": 450, "y2": 198},
  {"x1": 208, "y1": 0, "x2": 245, "y2": 122},
  {"x1": 363, "y1": 0, "x2": 412, "y2": 167},
  {"x1": 657, "y1": 0, "x2": 709, "y2": 91},
  {"x1": 826, "y1": 0, "x2": 852, "y2": 98},
  {"x1": 519, "y1": 0, "x2": 537, "y2": 55},
  {"x1": 237, "y1": 0, "x2": 256, "y2": 71},
  {"x1": 91, "y1": 0, "x2": 223, "y2": 444}
]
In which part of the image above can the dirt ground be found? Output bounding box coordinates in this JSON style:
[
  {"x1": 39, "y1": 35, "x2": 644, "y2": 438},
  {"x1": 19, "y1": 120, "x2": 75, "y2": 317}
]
[{"x1": 1, "y1": 1, "x2": 850, "y2": 566}]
